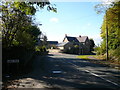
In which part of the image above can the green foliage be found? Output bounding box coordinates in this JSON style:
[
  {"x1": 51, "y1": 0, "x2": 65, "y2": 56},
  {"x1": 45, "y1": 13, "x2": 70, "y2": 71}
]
[
  {"x1": 95, "y1": 1, "x2": 120, "y2": 63},
  {"x1": 35, "y1": 45, "x2": 46, "y2": 52},
  {"x1": 94, "y1": 46, "x2": 104, "y2": 55},
  {"x1": 35, "y1": 45, "x2": 47, "y2": 55},
  {"x1": 94, "y1": 41, "x2": 106, "y2": 55},
  {"x1": 1, "y1": 1, "x2": 56, "y2": 50},
  {"x1": 89, "y1": 38, "x2": 95, "y2": 51},
  {"x1": 107, "y1": 47, "x2": 120, "y2": 64},
  {"x1": 114, "y1": 47, "x2": 120, "y2": 57},
  {"x1": 100, "y1": 1, "x2": 120, "y2": 51},
  {"x1": 94, "y1": 46, "x2": 100, "y2": 55},
  {"x1": 95, "y1": 1, "x2": 120, "y2": 54},
  {"x1": 28, "y1": 26, "x2": 41, "y2": 38},
  {"x1": 35, "y1": 46, "x2": 41, "y2": 52},
  {"x1": 1, "y1": 1, "x2": 56, "y2": 75},
  {"x1": 74, "y1": 45, "x2": 79, "y2": 48},
  {"x1": 77, "y1": 55, "x2": 96, "y2": 60},
  {"x1": 1, "y1": 2, "x2": 34, "y2": 48}
]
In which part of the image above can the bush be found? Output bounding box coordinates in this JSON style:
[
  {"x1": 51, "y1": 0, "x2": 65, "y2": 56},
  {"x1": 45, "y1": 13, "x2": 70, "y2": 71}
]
[
  {"x1": 113, "y1": 47, "x2": 120, "y2": 58},
  {"x1": 108, "y1": 49, "x2": 115, "y2": 60},
  {"x1": 104, "y1": 47, "x2": 120, "y2": 64},
  {"x1": 94, "y1": 46, "x2": 102, "y2": 55},
  {"x1": 112, "y1": 46, "x2": 120, "y2": 64},
  {"x1": 94, "y1": 45, "x2": 106, "y2": 55},
  {"x1": 35, "y1": 45, "x2": 48, "y2": 55}
]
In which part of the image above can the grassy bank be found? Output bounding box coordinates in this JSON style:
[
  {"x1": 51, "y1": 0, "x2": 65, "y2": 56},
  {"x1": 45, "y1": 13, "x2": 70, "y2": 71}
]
[{"x1": 77, "y1": 55, "x2": 120, "y2": 69}]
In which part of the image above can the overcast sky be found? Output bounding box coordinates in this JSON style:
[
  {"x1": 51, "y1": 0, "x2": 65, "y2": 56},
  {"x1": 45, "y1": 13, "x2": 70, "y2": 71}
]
[{"x1": 35, "y1": 2, "x2": 105, "y2": 45}]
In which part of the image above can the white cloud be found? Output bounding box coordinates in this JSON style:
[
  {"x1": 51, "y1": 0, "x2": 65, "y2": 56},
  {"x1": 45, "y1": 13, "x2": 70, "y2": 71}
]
[{"x1": 50, "y1": 17, "x2": 59, "y2": 23}]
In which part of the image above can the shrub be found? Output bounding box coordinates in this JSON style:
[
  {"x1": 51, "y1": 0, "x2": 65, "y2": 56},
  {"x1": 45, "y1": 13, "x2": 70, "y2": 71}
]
[
  {"x1": 105, "y1": 47, "x2": 120, "y2": 64},
  {"x1": 112, "y1": 46, "x2": 120, "y2": 64},
  {"x1": 35, "y1": 45, "x2": 47, "y2": 55}
]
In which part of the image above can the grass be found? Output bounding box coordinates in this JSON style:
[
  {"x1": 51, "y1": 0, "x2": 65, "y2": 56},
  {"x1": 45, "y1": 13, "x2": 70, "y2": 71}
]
[
  {"x1": 77, "y1": 55, "x2": 120, "y2": 70},
  {"x1": 77, "y1": 55, "x2": 107, "y2": 60},
  {"x1": 77, "y1": 55, "x2": 97, "y2": 60}
]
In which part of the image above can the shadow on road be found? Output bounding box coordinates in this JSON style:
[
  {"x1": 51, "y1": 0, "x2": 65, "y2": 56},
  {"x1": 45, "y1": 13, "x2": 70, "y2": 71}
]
[{"x1": 3, "y1": 53, "x2": 120, "y2": 89}]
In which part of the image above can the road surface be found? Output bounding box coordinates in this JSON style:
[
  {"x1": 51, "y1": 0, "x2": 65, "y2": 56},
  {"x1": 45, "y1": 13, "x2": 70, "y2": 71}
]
[{"x1": 6, "y1": 50, "x2": 120, "y2": 89}]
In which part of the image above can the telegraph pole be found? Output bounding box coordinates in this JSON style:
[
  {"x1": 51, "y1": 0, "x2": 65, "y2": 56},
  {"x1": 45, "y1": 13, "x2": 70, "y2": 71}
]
[{"x1": 106, "y1": 11, "x2": 109, "y2": 61}]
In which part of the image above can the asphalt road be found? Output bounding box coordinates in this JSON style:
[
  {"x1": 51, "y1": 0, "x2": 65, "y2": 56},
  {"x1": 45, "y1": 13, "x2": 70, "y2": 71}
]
[{"x1": 7, "y1": 51, "x2": 120, "y2": 89}]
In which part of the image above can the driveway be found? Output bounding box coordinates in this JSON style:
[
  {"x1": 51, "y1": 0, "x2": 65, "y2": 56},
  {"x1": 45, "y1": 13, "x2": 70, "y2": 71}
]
[{"x1": 5, "y1": 50, "x2": 120, "y2": 89}]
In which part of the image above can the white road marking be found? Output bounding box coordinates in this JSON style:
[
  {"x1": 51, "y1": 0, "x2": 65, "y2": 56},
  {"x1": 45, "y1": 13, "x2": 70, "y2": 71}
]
[
  {"x1": 85, "y1": 70, "x2": 99, "y2": 76},
  {"x1": 84, "y1": 69, "x2": 119, "y2": 86},
  {"x1": 63, "y1": 58, "x2": 120, "y2": 87},
  {"x1": 98, "y1": 76, "x2": 119, "y2": 86},
  {"x1": 52, "y1": 71, "x2": 62, "y2": 74}
]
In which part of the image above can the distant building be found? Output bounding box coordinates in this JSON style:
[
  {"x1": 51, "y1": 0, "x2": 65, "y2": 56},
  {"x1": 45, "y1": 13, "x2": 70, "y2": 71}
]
[
  {"x1": 47, "y1": 41, "x2": 58, "y2": 49},
  {"x1": 57, "y1": 34, "x2": 91, "y2": 54}
]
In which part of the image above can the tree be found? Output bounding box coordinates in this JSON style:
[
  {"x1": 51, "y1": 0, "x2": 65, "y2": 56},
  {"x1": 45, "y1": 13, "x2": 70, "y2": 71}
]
[
  {"x1": 89, "y1": 38, "x2": 95, "y2": 51},
  {"x1": 0, "y1": 1, "x2": 57, "y2": 49},
  {"x1": 100, "y1": 1, "x2": 120, "y2": 51},
  {"x1": 1, "y1": 1, "x2": 57, "y2": 74},
  {"x1": 1, "y1": 3, "x2": 34, "y2": 48},
  {"x1": 95, "y1": 1, "x2": 120, "y2": 62}
]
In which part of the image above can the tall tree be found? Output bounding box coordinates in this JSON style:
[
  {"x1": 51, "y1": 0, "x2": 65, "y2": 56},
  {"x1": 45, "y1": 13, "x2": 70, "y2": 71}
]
[
  {"x1": 100, "y1": 1, "x2": 120, "y2": 50},
  {"x1": 95, "y1": 1, "x2": 120, "y2": 52},
  {"x1": 0, "y1": 1, "x2": 56, "y2": 49}
]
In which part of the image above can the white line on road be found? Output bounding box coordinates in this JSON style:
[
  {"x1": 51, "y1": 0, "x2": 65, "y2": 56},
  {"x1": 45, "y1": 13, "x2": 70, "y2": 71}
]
[
  {"x1": 65, "y1": 59, "x2": 120, "y2": 87},
  {"x1": 84, "y1": 70, "x2": 120, "y2": 86},
  {"x1": 85, "y1": 70, "x2": 99, "y2": 76}
]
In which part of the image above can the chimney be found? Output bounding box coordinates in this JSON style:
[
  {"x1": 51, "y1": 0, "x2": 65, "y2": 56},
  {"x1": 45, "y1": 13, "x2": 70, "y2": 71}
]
[
  {"x1": 79, "y1": 35, "x2": 81, "y2": 37},
  {"x1": 65, "y1": 34, "x2": 67, "y2": 37}
]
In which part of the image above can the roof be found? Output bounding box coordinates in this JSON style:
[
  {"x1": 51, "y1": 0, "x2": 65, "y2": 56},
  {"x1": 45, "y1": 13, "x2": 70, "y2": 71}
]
[
  {"x1": 76, "y1": 36, "x2": 88, "y2": 42},
  {"x1": 57, "y1": 42, "x2": 68, "y2": 47},
  {"x1": 48, "y1": 41, "x2": 58, "y2": 45},
  {"x1": 64, "y1": 36, "x2": 88, "y2": 43},
  {"x1": 65, "y1": 36, "x2": 79, "y2": 42}
]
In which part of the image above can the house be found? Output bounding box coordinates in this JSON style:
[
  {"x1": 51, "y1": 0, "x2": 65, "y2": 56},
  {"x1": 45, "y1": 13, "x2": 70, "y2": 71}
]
[
  {"x1": 57, "y1": 42, "x2": 74, "y2": 50},
  {"x1": 57, "y1": 34, "x2": 91, "y2": 54},
  {"x1": 47, "y1": 41, "x2": 58, "y2": 49}
]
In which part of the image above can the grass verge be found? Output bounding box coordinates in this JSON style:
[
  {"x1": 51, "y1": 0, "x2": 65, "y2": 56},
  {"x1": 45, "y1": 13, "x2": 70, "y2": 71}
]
[
  {"x1": 77, "y1": 55, "x2": 97, "y2": 60},
  {"x1": 77, "y1": 55, "x2": 120, "y2": 70}
]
